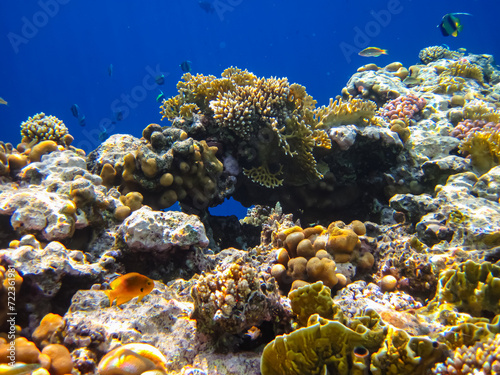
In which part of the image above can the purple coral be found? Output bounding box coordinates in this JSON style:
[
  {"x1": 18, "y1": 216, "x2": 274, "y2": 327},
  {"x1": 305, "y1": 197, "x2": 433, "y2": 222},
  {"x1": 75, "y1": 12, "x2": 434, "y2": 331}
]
[
  {"x1": 450, "y1": 119, "x2": 500, "y2": 140},
  {"x1": 380, "y1": 94, "x2": 426, "y2": 122}
]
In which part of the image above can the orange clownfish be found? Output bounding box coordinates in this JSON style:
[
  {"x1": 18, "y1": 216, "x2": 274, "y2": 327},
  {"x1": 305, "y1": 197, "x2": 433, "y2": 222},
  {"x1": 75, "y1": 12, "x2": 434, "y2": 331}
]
[{"x1": 105, "y1": 272, "x2": 154, "y2": 307}]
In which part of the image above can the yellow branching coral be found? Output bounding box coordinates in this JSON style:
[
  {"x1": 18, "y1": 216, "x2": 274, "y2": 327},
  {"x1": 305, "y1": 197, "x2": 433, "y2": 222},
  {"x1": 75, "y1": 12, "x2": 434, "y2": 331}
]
[
  {"x1": 160, "y1": 67, "x2": 335, "y2": 188},
  {"x1": 179, "y1": 103, "x2": 200, "y2": 120},
  {"x1": 418, "y1": 46, "x2": 462, "y2": 64},
  {"x1": 443, "y1": 60, "x2": 484, "y2": 83},
  {"x1": 314, "y1": 97, "x2": 377, "y2": 128},
  {"x1": 462, "y1": 100, "x2": 500, "y2": 123},
  {"x1": 20, "y1": 112, "x2": 69, "y2": 145},
  {"x1": 243, "y1": 164, "x2": 284, "y2": 188},
  {"x1": 460, "y1": 130, "x2": 500, "y2": 174},
  {"x1": 429, "y1": 75, "x2": 465, "y2": 94}
]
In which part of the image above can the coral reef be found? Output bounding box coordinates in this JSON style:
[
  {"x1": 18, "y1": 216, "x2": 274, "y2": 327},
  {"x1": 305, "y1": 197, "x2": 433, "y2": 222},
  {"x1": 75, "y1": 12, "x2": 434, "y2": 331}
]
[
  {"x1": 1, "y1": 47, "x2": 500, "y2": 375},
  {"x1": 20, "y1": 113, "x2": 70, "y2": 146}
]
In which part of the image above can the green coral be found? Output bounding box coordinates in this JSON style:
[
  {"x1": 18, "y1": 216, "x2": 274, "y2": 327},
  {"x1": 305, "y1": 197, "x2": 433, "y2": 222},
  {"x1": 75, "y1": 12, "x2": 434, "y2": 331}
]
[
  {"x1": 261, "y1": 313, "x2": 386, "y2": 375},
  {"x1": 370, "y1": 327, "x2": 448, "y2": 375},
  {"x1": 289, "y1": 281, "x2": 334, "y2": 328},
  {"x1": 432, "y1": 260, "x2": 500, "y2": 317}
]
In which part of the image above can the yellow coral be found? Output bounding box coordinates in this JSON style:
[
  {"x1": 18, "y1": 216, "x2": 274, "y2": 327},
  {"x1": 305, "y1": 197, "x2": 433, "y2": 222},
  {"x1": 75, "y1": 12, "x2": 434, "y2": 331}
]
[
  {"x1": 21, "y1": 113, "x2": 69, "y2": 145},
  {"x1": 460, "y1": 130, "x2": 500, "y2": 173},
  {"x1": 315, "y1": 97, "x2": 377, "y2": 128},
  {"x1": 444, "y1": 60, "x2": 484, "y2": 83},
  {"x1": 243, "y1": 164, "x2": 284, "y2": 188},
  {"x1": 462, "y1": 100, "x2": 500, "y2": 123}
]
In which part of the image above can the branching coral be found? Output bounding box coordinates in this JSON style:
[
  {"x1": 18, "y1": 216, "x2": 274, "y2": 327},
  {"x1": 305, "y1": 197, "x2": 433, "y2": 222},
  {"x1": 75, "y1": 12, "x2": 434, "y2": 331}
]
[
  {"x1": 443, "y1": 60, "x2": 484, "y2": 84},
  {"x1": 418, "y1": 46, "x2": 462, "y2": 64},
  {"x1": 462, "y1": 100, "x2": 500, "y2": 123},
  {"x1": 160, "y1": 67, "x2": 337, "y2": 188},
  {"x1": 20, "y1": 113, "x2": 70, "y2": 146},
  {"x1": 314, "y1": 97, "x2": 377, "y2": 128},
  {"x1": 459, "y1": 129, "x2": 500, "y2": 173},
  {"x1": 432, "y1": 334, "x2": 500, "y2": 374}
]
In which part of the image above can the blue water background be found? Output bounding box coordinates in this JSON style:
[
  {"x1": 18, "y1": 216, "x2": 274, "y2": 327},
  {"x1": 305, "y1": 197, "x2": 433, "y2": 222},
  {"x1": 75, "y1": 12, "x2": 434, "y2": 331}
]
[{"x1": 0, "y1": 0, "x2": 498, "y2": 217}]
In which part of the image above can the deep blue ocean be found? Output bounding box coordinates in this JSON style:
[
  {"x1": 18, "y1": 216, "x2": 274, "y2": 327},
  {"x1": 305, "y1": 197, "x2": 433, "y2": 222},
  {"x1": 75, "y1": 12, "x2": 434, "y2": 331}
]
[{"x1": 1, "y1": 0, "x2": 498, "y2": 217}]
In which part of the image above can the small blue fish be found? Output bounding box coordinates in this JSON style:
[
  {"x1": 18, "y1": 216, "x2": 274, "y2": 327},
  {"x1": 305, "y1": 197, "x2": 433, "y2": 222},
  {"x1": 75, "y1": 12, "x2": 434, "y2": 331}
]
[
  {"x1": 98, "y1": 126, "x2": 109, "y2": 142},
  {"x1": 156, "y1": 90, "x2": 165, "y2": 103},
  {"x1": 180, "y1": 60, "x2": 192, "y2": 73},
  {"x1": 108, "y1": 63, "x2": 114, "y2": 77}
]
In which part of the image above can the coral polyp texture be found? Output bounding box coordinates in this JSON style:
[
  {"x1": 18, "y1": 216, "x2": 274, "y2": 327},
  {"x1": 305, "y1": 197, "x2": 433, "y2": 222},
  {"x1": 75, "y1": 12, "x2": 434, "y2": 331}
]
[
  {"x1": 20, "y1": 112, "x2": 70, "y2": 145},
  {"x1": 2, "y1": 47, "x2": 500, "y2": 375}
]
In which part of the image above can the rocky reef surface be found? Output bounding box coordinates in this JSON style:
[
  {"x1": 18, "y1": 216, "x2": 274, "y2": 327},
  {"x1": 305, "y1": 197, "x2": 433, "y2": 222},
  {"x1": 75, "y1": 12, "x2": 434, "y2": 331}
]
[{"x1": 1, "y1": 46, "x2": 500, "y2": 375}]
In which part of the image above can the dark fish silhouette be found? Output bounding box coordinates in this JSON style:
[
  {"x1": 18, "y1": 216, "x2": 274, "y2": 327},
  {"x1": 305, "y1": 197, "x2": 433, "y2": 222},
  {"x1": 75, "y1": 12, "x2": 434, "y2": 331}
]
[
  {"x1": 439, "y1": 13, "x2": 472, "y2": 37},
  {"x1": 155, "y1": 74, "x2": 165, "y2": 85},
  {"x1": 198, "y1": 0, "x2": 214, "y2": 13},
  {"x1": 70, "y1": 104, "x2": 80, "y2": 118},
  {"x1": 180, "y1": 60, "x2": 192, "y2": 72},
  {"x1": 114, "y1": 111, "x2": 124, "y2": 122},
  {"x1": 108, "y1": 63, "x2": 114, "y2": 77},
  {"x1": 78, "y1": 115, "x2": 86, "y2": 127}
]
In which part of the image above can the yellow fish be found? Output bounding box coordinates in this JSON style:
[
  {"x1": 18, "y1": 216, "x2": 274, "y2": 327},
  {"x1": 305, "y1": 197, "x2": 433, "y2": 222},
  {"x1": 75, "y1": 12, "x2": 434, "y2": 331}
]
[
  {"x1": 105, "y1": 272, "x2": 154, "y2": 307},
  {"x1": 0, "y1": 363, "x2": 41, "y2": 375},
  {"x1": 358, "y1": 47, "x2": 388, "y2": 57},
  {"x1": 0, "y1": 97, "x2": 7, "y2": 105}
]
